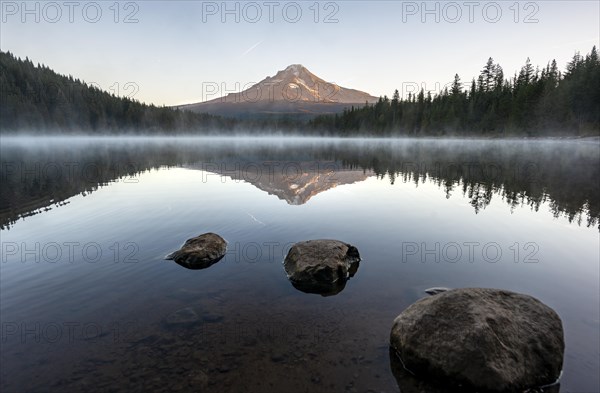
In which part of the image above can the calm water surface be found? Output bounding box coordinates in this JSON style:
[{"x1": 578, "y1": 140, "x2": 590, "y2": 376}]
[{"x1": 1, "y1": 137, "x2": 599, "y2": 392}]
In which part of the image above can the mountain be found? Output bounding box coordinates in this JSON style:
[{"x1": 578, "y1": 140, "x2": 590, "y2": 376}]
[{"x1": 177, "y1": 64, "x2": 378, "y2": 119}]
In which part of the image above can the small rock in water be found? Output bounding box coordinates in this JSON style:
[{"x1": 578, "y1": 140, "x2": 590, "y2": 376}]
[
  {"x1": 166, "y1": 233, "x2": 227, "y2": 270},
  {"x1": 283, "y1": 239, "x2": 360, "y2": 296},
  {"x1": 165, "y1": 307, "x2": 200, "y2": 326},
  {"x1": 424, "y1": 287, "x2": 451, "y2": 296}
]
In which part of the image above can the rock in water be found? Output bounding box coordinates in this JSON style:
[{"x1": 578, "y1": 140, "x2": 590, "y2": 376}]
[
  {"x1": 390, "y1": 288, "x2": 564, "y2": 392},
  {"x1": 165, "y1": 307, "x2": 200, "y2": 326},
  {"x1": 166, "y1": 233, "x2": 227, "y2": 269},
  {"x1": 283, "y1": 240, "x2": 360, "y2": 296}
]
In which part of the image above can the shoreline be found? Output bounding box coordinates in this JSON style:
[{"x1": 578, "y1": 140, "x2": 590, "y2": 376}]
[{"x1": 1, "y1": 133, "x2": 599, "y2": 143}]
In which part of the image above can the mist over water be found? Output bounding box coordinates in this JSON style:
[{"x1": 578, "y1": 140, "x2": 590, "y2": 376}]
[
  {"x1": 1, "y1": 136, "x2": 599, "y2": 392},
  {"x1": 2, "y1": 135, "x2": 599, "y2": 229}
]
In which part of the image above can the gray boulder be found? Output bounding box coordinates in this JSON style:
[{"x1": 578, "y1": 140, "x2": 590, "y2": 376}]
[
  {"x1": 390, "y1": 288, "x2": 564, "y2": 392},
  {"x1": 283, "y1": 240, "x2": 360, "y2": 296},
  {"x1": 166, "y1": 233, "x2": 227, "y2": 269}
]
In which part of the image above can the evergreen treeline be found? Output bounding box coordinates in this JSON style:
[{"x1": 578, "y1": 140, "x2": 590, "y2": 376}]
[
  {"x1": 0, "y1": 51, "x2": 236, "y2": 133},
  {"x1": 310, "y1": 47, "x2": 600, "y2": 136},
  {"x1": 2, "y1": 48, "x2": 599, "y2": 135}
]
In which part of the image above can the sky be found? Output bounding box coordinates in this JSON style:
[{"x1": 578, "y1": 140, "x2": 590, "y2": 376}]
[{"x1": 1, "y1": 1, "x2": 598, "y2": 106}]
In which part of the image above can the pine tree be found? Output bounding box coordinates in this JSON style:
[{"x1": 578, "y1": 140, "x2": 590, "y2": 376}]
[
  {"x1": 451, "y1": 74, "x2": 462, "y2": 96},
  {"x1": 481, "y1": 57, "x2": 496, "y2": 92}
]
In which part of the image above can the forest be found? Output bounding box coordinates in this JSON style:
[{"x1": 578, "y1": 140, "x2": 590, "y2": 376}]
[
  {"x1": 311, "y1": 47, "x2": 600, "y2": 136},
  {"x1": 0, "y1": 51, "x2": 236, "y2": 133},
  {"x1": 1, "y1": 48, "x2": 599, "y2": 136}
]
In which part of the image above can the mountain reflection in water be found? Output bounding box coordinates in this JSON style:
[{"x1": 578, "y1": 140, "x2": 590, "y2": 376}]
[{"x1": 1, "y1": 137, "x2": 598, "y2": 230}]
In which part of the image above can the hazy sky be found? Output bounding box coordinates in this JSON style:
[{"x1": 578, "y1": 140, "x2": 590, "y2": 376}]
[{"x1": 1, "y1": 1, "x2": 598, "y2": 106}]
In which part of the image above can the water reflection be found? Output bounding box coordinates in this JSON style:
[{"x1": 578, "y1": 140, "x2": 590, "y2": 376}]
[
  {"x1": 1, "y1": 138, "x2": 598, "y2": 230},
  {"x1": 1, "y1": 137, "x2": 598, "y2": 392},
  {"x1": 191, "y1": 161, "x2": 370, "y2": 205},
  {"x1": 286, "y1": 260, "x2": 360, "y2": 297},
  {"x1": 169, "y1": 255, "x2": 225, "y2": 270}
]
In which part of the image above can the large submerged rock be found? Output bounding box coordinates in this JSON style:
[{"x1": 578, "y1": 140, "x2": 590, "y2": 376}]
[
  {"x1": 283, "y1": 239, "x2": 360, "y2": 296},
  {"x1": 166, "y1": 233, "x2": 227, "y2": 270},
  {"x1": 390, "y1": 288, "x2": 564, "y2": 392}
]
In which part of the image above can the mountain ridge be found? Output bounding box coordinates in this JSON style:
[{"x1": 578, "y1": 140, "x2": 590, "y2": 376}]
[{"x1": 177, "y1": 64, "x2": 378, "y2": 118}]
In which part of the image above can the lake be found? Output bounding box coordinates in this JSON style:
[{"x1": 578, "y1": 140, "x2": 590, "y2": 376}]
[{"x1": 1, "y1": 136, "x2": 598, "y2": 392}]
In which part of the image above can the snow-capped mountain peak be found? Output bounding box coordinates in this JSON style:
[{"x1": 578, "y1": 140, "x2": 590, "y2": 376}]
[
  {"x1": 178, "y1": 64, "x2": 378, "y2": 117},
  {"x1": 216, "y1": 64, "x2": 377, "y2": 104},
  {"x1": 285, "y1": 64, "x2": 304, "y2": 73}
]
